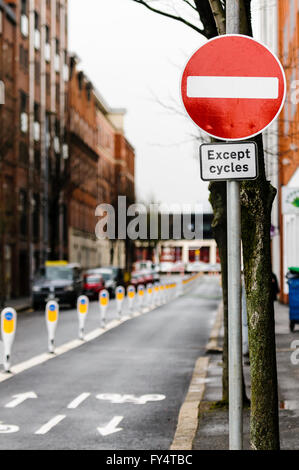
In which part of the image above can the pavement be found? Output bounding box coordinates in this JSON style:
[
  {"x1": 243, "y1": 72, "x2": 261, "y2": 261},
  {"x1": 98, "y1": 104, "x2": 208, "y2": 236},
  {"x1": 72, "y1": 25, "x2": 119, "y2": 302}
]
[
  {"x1": 193, "y1": 301, "x2": 299, "y2": 450},
  {"x1": 4, "y1": 297, "x2": 32, "y2": 313},
  {"x1": 0, "y1": 276, "x2": 222, "y2": 450}
]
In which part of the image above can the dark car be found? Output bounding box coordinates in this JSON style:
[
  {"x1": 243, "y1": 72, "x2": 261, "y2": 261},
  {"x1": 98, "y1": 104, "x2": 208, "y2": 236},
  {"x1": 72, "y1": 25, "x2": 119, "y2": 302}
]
[
  {"x1": 83, "y1": 273, "x2": 105, "y2": 299},
  {"x1": 106, "y1": 266, "x2": 126, "y2": 286},
  {"x1": 32, "y1": 263, "x2": 83, "y2": 310}
]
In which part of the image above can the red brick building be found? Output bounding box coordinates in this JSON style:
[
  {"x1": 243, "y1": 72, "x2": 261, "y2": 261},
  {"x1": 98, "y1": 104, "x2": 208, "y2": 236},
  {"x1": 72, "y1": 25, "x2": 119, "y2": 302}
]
[
  {"x1": 0, "y1": 1, "x2": 17, "y2": 301},
  {"x1": 67, "y1": 58, "x2": 136, "y2": 270},
  {"x1": 0, "y1": 1, "x2": 135, "y2": 300},
  {"x1": 1, "y1": 0, "x2": 69, "y2": 299}
]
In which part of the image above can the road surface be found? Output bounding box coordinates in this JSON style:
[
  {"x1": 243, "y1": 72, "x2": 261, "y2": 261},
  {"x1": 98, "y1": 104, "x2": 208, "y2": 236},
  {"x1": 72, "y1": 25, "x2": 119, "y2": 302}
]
[{"x1": 0, "y1": 276, "x2": 221, "y2": 450}]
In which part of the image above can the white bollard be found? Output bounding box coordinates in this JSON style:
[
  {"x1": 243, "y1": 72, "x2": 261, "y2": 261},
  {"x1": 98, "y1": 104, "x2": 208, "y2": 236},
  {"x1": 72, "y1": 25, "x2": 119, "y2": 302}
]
[
  {"x1": 127, "y1": 285, "x2": 136, "y2": 315},
  {"x1": 146, "y1": 283, "x2": 153, "y2": 308},
  {"x1": 99, "y1": 289, "x2": 109, "y2": 327},
  {"x1": 77, "y1": 295, "x2": 89, "y2": 340},
  {"x1": 137, "y1": 284, "x2": 145, "y2": 311},
  {"x1": 1, "y1": 308, "x2": 17, "y2": 372},
  {"x1": 154, "y1": 283, "x2": 160, "y2": 305},
  {"x1": 116, "y1": 286, "x2": 125, "y2": 319},
  {"x1": 45, "y1": 301, "x2": 59, "y2": 354},
  {"x1": 160, "y1": 283, "x2": 165, "y2": 304}
]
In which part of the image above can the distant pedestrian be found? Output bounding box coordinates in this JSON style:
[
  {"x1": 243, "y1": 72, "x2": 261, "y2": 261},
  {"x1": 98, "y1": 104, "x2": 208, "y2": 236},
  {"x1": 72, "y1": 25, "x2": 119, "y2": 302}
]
[{"x1": 271, "y1": 272, "x2": 280, "y2": 302}]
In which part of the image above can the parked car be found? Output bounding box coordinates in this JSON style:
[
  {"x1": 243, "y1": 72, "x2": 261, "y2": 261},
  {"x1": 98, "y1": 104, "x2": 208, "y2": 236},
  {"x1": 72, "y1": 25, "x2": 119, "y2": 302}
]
[
  {"x1": 32, "y1": 262, "x2": 83, "y2": 309},
  {"x1": 86, "y1": 268, "x2": 117, "y2": 298},
  {"x1": 106, "y1": 266, "x2": 126, "y2": 286},
  {"x1": 83, "y1": 272, "x2": 105, "y2": 299},
  {"x1": 131, "y1": 271, "x2": 147, "y2": 288},
  {"x1": 159, "y1": 262, "x2": 175, "y2": 274}
]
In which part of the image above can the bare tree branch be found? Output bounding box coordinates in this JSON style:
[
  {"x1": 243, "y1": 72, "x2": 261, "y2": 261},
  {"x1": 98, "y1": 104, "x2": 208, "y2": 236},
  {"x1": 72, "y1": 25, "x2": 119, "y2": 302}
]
[
  {"x1": 181, "y1": 0, "x2": 198, "y2": 12},
  {"x1": 131, "y1": 0, "x2": 205, "y2": 35}
]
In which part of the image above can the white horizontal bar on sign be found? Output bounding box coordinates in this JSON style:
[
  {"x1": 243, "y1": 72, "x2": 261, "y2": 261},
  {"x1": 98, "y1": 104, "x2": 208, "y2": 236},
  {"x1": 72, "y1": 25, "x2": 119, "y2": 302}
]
[{"x1": 187, "y1": 76, "x2": 279, "y2": 99}]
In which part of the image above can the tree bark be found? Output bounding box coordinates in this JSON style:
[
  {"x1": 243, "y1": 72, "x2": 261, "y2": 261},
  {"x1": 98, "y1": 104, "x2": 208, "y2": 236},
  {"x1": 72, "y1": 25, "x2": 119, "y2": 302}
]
[{"x1": 241, "y1": 135, "x2": 280, "y2": 450}]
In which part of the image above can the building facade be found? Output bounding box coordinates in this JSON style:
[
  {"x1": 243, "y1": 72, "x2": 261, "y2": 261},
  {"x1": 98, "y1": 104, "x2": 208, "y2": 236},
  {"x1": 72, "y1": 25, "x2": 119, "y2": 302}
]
[
  {"x1": 278, "y1": 0, "x2": 299, "y2": 302},
  {"x1": 0, "y1": 1, "x2": 17, "y2": 302},
  {"x1": 254, "y1": 0, "x2": 281, "y2": 293},
  {"x1": 67, "y1": 58, "x2": 135, "y2": 271},
  {"x1": 0, "y1": 1, "x2": 135, "y2": 300},
  {"x1": 0, "y1": 0, "x2": 69, "y2": 299},
  {"x1": 256, "y1": 0, "x2": 299, "y2": 303}
]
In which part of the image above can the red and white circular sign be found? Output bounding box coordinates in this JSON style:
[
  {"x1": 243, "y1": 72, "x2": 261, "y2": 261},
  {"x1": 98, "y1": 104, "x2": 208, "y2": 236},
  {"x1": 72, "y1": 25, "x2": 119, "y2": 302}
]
[{"x1": 181, "y1": 35, "x2": 286, "y2": 141}]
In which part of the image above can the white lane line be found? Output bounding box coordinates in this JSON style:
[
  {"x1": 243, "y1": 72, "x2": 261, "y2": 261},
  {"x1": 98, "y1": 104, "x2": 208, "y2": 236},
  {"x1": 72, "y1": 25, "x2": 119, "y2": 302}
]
[
  {"x1": 187, "y1": 76, "x2": 279, "y2": 99},
  {"x1": 67, "y1": 393, "x2": 90, "y2": 409},
  {"x1": 35, "y1": 415, "x2": 66, "y2": 435}
]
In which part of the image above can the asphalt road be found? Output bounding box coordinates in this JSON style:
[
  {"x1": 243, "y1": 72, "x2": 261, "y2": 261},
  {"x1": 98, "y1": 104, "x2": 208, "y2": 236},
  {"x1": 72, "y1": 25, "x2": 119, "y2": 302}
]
[{"x1": 0, "y1": 276, "x2": 221, "y2": 450}]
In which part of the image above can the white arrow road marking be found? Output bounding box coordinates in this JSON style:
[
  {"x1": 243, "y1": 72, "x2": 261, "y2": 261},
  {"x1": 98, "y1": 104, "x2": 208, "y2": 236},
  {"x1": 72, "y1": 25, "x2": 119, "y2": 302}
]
[
  {"x1": 35, "y1": 415, "x2": 66, "y2": 435},
  {"x1": 67, "y1": 393, "x2": 90, "y2": 409},
  {"x1": 96, "y1": 393, "x2": 166, "y2": 405},
  {"x1": 0, "y1": 422, "x2": 19, "y2": 433},
  {"x1": 97, "y1": 416, "x2": 123, "y2": 436},
  {"x1": 5, "y1": 391, "x2": 38, "y2": 408},
  {"x1": 187, "y1": 76, "x2": 279, "y2": 99}
]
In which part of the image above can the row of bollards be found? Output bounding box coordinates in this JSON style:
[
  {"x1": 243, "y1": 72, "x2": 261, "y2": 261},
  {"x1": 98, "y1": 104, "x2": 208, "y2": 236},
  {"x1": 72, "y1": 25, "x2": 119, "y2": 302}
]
[{"x1": 0, "y1": 277, "x2": 201, "y2": 373}]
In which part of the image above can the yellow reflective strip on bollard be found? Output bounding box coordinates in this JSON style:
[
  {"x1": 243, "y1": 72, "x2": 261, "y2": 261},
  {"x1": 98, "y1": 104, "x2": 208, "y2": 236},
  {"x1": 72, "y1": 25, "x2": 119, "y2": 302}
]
[
  {"x1": 48, "y1": 310, "x2": 57, "y2": 323},
  {"x1": 79, "y1": 304, "x2": 88, "y2": 314},
  {"x1": 3, "y1": 319, "x2": 14, "y2": 334}
]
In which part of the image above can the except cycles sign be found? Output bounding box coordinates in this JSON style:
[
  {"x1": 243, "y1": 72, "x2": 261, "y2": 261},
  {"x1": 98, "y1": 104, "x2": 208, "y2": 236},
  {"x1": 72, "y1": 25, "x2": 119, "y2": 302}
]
[{"x1": 200, "y1": 142, "x2": 258, "y2": 181}]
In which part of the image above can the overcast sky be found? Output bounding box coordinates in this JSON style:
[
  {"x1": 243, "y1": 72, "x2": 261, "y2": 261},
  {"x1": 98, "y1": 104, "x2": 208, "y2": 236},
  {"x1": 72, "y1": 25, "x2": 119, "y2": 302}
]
[{"x1": 68, "y1": 0, "x2": 214, "y2": 211}]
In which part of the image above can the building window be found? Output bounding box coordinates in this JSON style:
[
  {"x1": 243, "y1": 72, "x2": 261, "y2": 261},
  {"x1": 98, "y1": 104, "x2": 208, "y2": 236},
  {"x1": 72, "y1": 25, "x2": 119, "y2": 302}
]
[
  {"x1": 20, "y1": 45, "x2": 29, "y2": 70},
  {"x1": 56, "y1": 83, "x2": 60, "y2": 104},
  {"x1": 46, "y1": 73, "x2": 51, "y2": 94},
  {"x1": 77, "y1": 71, "x2": 83, "y2": 90},
  {"x1": 45, "y1": 26, "x2": 51, "y2": 62},
  {"x1": 34, "y1": 12, "x2": 40, "y2": 50},
  {"x1": 35, "y1": 60, "x2": 40, "y2": 83},
  {"x1": 33, "y1": 194, "x2": 40, "y2": 241},
  {"x1": 21, "y1": 0, "x2": 28, "y2": 37},
  {"x1": 21, "y1": 0, "x2": 27, "y2": 15},
  {"x1": 20, "y1": 92, "x2": 28, "y2": 133},
  {"x1": 86, "y1": 83, "x2": 92, "y2": 102},
  {"x1": 63, "y1": 51, "x2": 69, "y2": 82},
  {"x1": 19, "y1": 189, "x2": 28, "y2": 237},
  {"x1": 34, "y1": 103, "x2": 40, "y2": 141},
  {"x1": 34, "y1": 149, "x2": 41, "y2": 171},
  {"x1": 19, "y1": 141, "x2": 28, "y2": 164},
  {"x1": 55, "y1": 39, "x2": 60, "y2": 72}
]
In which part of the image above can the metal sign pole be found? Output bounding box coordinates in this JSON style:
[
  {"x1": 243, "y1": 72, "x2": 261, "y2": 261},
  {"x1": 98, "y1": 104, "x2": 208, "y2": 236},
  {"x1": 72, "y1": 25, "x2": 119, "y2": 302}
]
[{"x1": 226, "y1": 0, "x2": 243, "y2": 450}]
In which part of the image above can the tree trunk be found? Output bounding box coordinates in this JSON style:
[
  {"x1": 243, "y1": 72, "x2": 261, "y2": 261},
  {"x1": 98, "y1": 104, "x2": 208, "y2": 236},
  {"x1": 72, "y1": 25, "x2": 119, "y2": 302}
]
[
  {"x1": 241, "y1": 135, "x2": 280, "y2": 450},
  {"x1": 209, "y1": 181, "x2": 228, "y2": 402}
]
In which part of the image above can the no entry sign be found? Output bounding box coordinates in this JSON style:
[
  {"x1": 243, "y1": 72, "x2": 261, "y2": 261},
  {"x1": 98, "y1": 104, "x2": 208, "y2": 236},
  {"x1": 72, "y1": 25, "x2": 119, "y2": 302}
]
[{"x1": 181, "y1": 35, "x2": 286, "y2": 141}]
